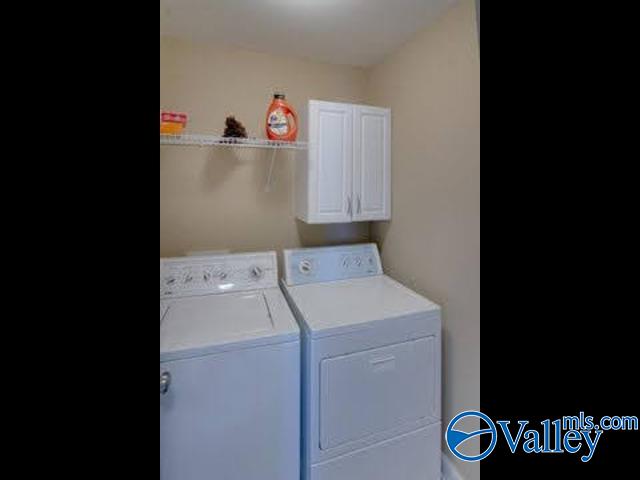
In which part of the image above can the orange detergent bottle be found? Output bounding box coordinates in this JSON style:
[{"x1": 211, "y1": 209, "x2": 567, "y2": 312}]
[{"x1": 266, "y1": 93, "x2": 298, "y2": 142}]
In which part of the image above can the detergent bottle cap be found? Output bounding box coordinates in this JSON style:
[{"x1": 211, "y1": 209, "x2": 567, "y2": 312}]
[{"x1": 273, "y1": 93, "x2": 286, "y2": 99}]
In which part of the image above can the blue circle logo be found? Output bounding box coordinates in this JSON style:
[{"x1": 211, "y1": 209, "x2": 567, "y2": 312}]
[{"x1": 446, "y1": 411, "x2": 497, "y2": 462}]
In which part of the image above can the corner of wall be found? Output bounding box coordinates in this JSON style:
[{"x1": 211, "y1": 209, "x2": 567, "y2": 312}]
[{"x1": 441, "y1": 452, "x2": 464, "y2": 480}]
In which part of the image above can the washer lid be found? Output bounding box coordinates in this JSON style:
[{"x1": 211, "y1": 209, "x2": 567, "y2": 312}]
[
  {"x1": 160, "y1": 288, "x2": 298, "y2": 362},
  {"x1": 282, "y1": 275, "x2": 440, "y2": 338}
]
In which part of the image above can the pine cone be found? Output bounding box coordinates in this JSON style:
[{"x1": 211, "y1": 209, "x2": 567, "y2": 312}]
[{"x1": 223, "y1": 116, "x2": 248, "y2": 138}]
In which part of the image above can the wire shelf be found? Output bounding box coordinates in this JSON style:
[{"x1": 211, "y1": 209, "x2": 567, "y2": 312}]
[{"x1": 160, "y1": 134, "x2": 307, "y2": 150}]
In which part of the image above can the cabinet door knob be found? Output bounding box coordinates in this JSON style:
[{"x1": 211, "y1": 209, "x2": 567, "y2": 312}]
[
  {"x1": 357, "y1": 194, "x2": 361, "y2": 214},
  {"x1": 347, "y1": 196, "x2": 352, "y2": 215}
]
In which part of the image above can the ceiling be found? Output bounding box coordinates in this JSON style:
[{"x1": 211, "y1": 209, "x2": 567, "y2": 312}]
[{"x1": 160, "y1": 0, "x2": 458, "y2": 67}]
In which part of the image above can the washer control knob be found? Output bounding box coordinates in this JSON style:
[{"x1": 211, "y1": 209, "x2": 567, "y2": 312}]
[
  {"x1": 250, "y1": 266, "x2": 264, "y2": 280},
  {"x1": 299, "y1": 260, "x2": 313, "y2": 275}
]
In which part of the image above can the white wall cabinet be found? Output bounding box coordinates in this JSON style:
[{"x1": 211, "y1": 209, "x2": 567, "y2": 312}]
[{"x1": 295, "y1": 100, "x2": 391, "y2": 223}]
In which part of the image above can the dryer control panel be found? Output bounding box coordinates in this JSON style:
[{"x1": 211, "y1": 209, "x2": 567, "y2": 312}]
[
  {"x1": 283, "y1": 244, "x2": 382, "y2": 286},
  {"x1": 160, "y1": 251, "x2": 278, "y2": 298}
]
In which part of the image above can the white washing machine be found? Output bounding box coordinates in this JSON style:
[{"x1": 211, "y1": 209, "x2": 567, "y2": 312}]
[
  {"x1": 160, "y1": 251, "x2": 300, "y2": 480},
  {"x1": 281, "y1": 244, "x2": 442, "y2": 480}
]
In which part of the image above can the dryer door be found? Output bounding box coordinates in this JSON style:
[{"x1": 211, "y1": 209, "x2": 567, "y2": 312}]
[{"x1": 319, "y1": 336, "x2": 438, "y2": 450}]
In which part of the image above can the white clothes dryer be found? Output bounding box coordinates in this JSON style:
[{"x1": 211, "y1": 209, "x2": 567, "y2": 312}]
[{"x1": 281, "y1": 244, "x2": 441, "y2": 480}]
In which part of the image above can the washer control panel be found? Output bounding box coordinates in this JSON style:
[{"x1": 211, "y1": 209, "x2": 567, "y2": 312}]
[
  {"x1": 160, "y1": 251, "x2": 277, "y2": 298},
  {"x1": 283, "y1": 244, "x2": 382, "y2": 286}
]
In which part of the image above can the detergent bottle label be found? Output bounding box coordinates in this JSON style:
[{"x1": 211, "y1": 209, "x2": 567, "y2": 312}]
[{"x1": 268, "y1": 109, "x2": 289, "y2": 136}]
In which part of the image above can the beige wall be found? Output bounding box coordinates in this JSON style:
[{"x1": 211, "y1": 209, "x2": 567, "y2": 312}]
[
  {"x1": 366, "y1": 1, "x2": 480, "y2": 479},
  {"x1": 160, "y1": 37, "x2": 369, "y2": 257}
]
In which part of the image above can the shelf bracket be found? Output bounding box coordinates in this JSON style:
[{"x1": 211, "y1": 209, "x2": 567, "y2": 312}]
[{"x1": 264, "y1": 148, "x2": 278, "y2": 192}]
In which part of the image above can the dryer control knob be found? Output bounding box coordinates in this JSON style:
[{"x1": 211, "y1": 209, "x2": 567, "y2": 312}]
[{"x1": 299, "y1": 260, "x2": 312, "y2": 275}]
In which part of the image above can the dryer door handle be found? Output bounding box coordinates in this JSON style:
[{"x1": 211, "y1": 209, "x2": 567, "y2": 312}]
[{"x1": 369, "y1": 355, "x2": 396, "y2": 370}]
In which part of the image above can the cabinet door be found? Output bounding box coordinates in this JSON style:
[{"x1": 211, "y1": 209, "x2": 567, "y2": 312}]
[
  {"x1": 353, "y1": 105, "x2": 391, "y2": 221},
  {"x1": 308, "y1": 101, "x2": 353, "y2": 223}
]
